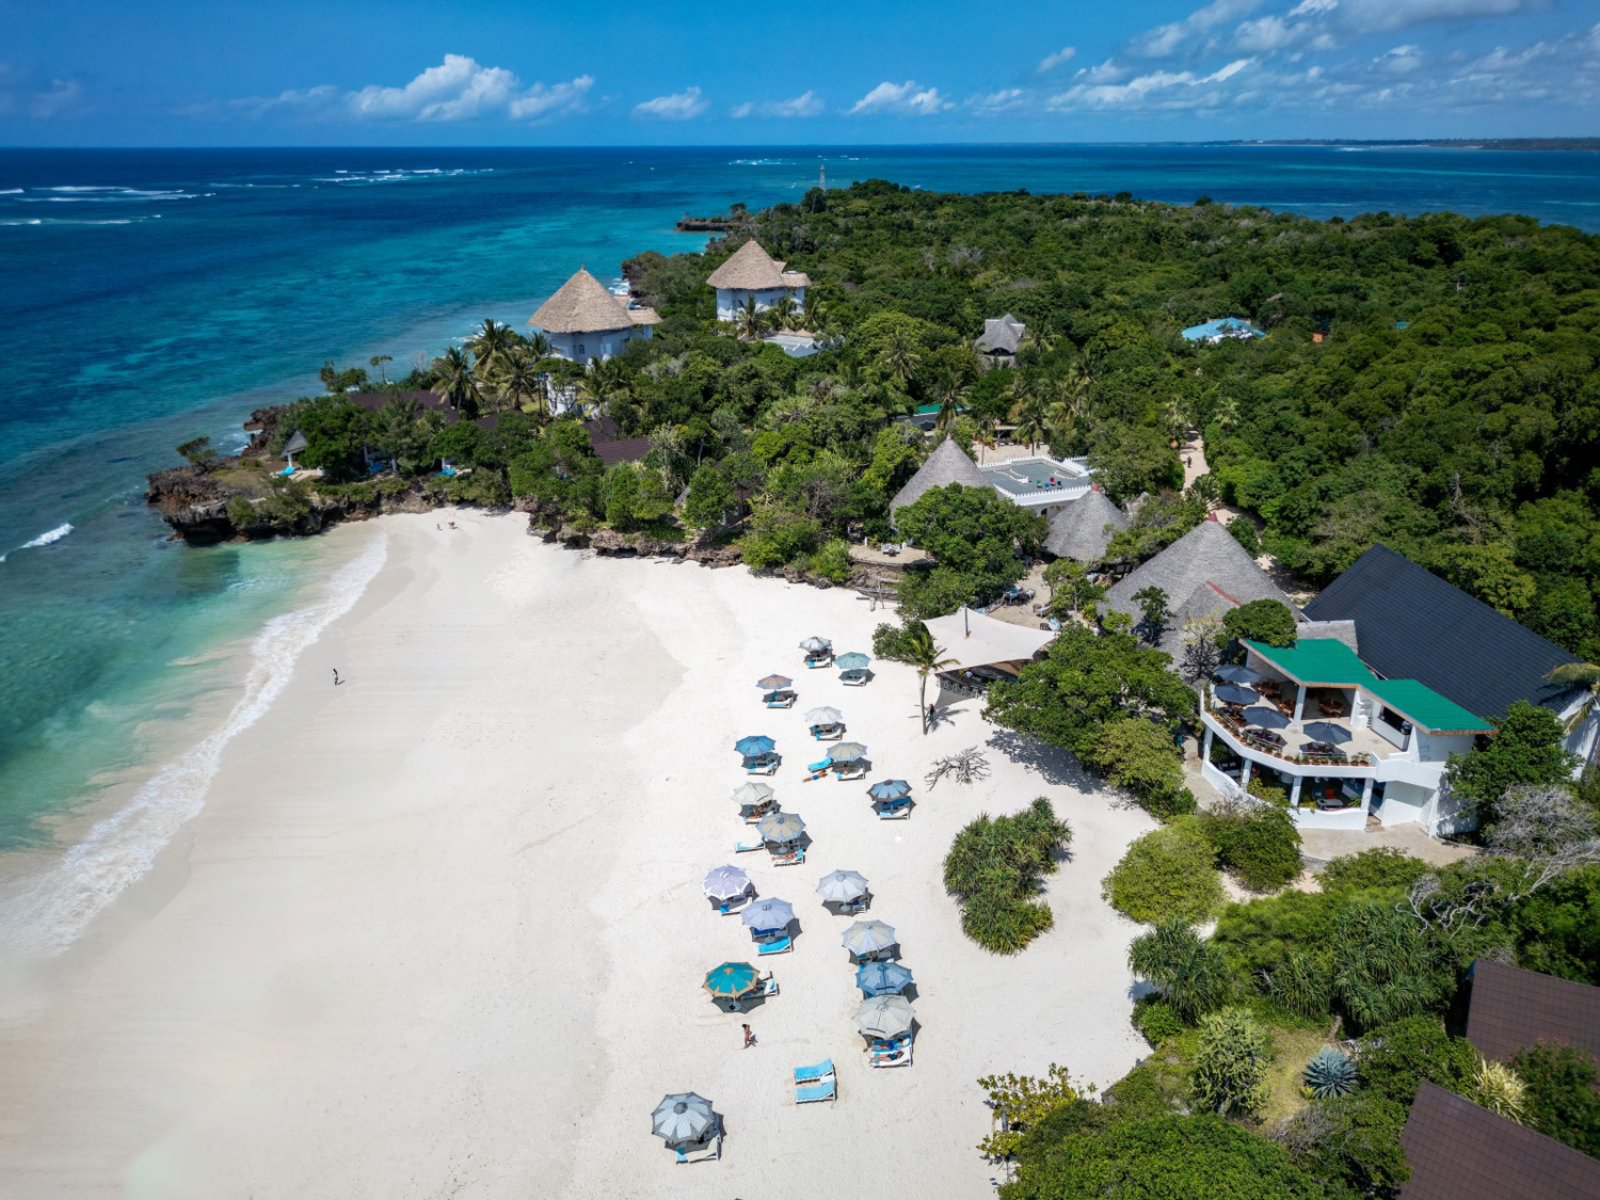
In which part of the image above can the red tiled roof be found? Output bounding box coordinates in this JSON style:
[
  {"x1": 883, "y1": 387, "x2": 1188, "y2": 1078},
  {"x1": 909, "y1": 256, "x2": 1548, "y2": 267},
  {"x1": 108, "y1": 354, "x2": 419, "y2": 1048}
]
[{"x1": 1399, "y1": 1081, "x2": 1600, "y2": 1199}]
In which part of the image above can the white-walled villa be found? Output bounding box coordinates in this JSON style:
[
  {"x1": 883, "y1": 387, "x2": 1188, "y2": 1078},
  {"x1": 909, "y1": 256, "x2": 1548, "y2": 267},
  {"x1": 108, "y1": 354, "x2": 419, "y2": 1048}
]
[
  {"x1": 529, "y1": 268, "x2": 660, "y2": 365},
  {"x1": 707, "y1": 240, "x2": 809, "y2": 322}
]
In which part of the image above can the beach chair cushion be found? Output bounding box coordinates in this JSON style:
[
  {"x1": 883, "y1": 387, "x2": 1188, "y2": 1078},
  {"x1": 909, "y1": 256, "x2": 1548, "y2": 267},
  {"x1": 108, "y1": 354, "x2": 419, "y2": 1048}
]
[
  {"x1": 795, "y1": 1079, "x2": 837, "y2": 1103},
  {"x1": 794, "y1": 1059, "x2": 834, "y2": 1083},
  {"x1": 758, "y1": 935, "x2": 793, "y2": 956}
]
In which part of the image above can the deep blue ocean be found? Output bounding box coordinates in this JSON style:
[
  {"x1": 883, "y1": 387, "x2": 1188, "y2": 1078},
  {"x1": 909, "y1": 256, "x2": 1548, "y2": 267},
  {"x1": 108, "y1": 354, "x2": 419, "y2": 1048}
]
[{"x1": 0, "y1": 142, "x2": 1596, "y2": 949}]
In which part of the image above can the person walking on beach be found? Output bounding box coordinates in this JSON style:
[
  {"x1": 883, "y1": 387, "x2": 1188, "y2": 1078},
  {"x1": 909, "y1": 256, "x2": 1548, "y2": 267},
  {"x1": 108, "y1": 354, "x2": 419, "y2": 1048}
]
[{"x1": 741, "y1": 1024, "x2": 756, "y2": 1049}]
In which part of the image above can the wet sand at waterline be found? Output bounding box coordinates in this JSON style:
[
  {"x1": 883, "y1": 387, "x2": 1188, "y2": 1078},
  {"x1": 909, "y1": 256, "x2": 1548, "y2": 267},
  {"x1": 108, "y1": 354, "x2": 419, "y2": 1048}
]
[{"x1": 0, "y1": 512, "x2": 1156, "y2": 1198}]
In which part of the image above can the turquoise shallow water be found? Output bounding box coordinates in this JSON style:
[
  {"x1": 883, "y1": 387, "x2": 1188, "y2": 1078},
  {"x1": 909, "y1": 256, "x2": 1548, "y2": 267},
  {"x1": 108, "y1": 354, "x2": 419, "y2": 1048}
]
[{"x1": 0, "y1": 143, "x2": 1596, "y2": 945}]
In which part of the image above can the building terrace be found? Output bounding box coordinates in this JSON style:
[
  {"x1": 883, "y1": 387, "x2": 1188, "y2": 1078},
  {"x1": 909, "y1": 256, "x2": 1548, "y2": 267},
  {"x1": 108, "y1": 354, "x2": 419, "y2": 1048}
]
[{"x1": 1201, "y1": 637, "x2": 1493, "y2": 831}]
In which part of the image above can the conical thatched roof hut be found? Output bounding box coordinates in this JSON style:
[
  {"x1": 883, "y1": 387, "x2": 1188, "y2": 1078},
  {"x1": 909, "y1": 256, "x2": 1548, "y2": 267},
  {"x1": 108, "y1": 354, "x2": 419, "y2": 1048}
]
[
  {"x1": 890, "y1": 437, "x2": 991, "y2": 516},
  {"x1": 529, "y1": 268, "x2": 660, "y2": 334},
  {"x1": 706, "y1": 240, "x2": 811, "y2": 290},
  {"x1": 1103, "y1": 518, "x2": 1294, "y2": 654},
  {"x1": 1042, "y1": 489, "x2": 1128, "y2": 563}
]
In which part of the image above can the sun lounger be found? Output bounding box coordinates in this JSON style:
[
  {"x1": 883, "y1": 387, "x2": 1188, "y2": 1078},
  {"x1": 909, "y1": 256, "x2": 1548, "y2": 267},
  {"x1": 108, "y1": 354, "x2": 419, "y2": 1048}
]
[
  {"x1": 758, "y1": 934, "x2": 793, "y2": 956},
  {"x1": 840, "y1": 670, "x2": 870, "y2": 686},
  {"x1": 718, "y1": 894, "x2": 752, "y2": 915},
  {"x1": 761, "y1": 972, "x2": 779, "y2": 997},
  {"x1": 772, "y1": 846, "x2": 806, "y2": 867},
  {"x1": 832, "y1": 764, "x2": 867, "y2": 781},
  {"x1": 877, "y1": 801, "x2": 911, "y2": 820},
  {"x1": 810, "y1": 725, "x2": 843, "y2": 741},
  {"x1": 744, "y1": 753, "x2": 780, "y2": 776},
  {"x1": 804, "y1": 654, "x2": 833, "y2": 670},
  {"x1": 869, "y1": 1035, "x2": 912, "y2": 1068},
  {"x1": 674, "y1": 1135, "x2": 722, "y2": 1163},
  {"x1": 764, "y1": 690, "x2": 796, "y2": 709},
  {"x1": 794, "y1": 1059, "x2": 837, "y2": 1103},
  {"x1": 734, "y1": 840, "x2": 764, "y2": 854}
]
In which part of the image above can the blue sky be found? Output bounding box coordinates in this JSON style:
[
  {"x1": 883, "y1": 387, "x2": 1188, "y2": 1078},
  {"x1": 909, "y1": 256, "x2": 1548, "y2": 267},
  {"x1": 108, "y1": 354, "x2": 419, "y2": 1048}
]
[{"x1": 2, "y1": 0, "x2": 1596, "y2": 145}]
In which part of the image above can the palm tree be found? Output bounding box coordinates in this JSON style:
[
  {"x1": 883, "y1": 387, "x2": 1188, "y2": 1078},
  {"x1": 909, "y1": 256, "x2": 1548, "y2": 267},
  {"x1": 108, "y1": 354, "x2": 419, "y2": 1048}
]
[
  {"x1": 735, "y1": 295, "x2": 766, "y2": 341},
  {"x1": 1012, "y1": 395, "x2": 1049, "y2": 454},
  {"x1": 493, "y1": 349, "x2": 544, "y2": 417},
  {"x1": 467, "y1": 318, "x2": 517, "y2": 378},
  {"x1": 525, "y1": 331, "x2": 554, "y2": 360},
  {"x1": 877, "y1": 326, "x2": 921, "y2": 391},
  {"x1": 1214, "y1": 396, "x2": 1240, "y2": 432},
  {"x1": 800, "y1": 291, "x2": 825, "y2": 333},
  {"x1": 770, "y1": 294, "x2": 799, "y2": 332},
  {"x1": 881, "y1": 622, "x2": 956, "y2": 735},
  {"x1": 577, "y1": 357, "x2": 632, "y2": 423},
  {"x1": 1546, "y1": 661, "x2": 1600, "y2": 771},
  {"x1": 933, "y1": 380, "x2": 967, "y2": 435},
  {"x1": 430, "y1": 347, "x2": 481, "y2": 417},
  {"x1": 372, "y1": 396, "x2": 422, "y2": 474}
]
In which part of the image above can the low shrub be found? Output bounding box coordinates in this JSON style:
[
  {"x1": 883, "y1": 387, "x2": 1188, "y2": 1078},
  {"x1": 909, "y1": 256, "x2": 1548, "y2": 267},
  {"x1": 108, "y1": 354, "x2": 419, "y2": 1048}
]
[
  {"x1": 945, "y1": 798, "x2": 1072, "y2": 954},
  {"x1": 1202, "y1": 804, "x2": 1303, "y2": 893},
  {"x1": 1103, "y1": 816, "x2": 1224, "y2": 925},
  {"x1": 1356, "y1": 1016, "x2": 1477, "y2": 1104},
  {"x1": 1318, "y1": 848, "x2": 1432, "y2": 897},
  {"x1": 1512, "y1": 1041, "x2": 1600, "y2": 1156},
  {"x1": 1192, "y1": 1007, "x2": 1271, "y2": 1117},
  {"x1": 1133, "y1": 997, "x2": 1184, "y2": 1046},
  {"x1": 806, "y1": 537, "x2": 854, "y2": 584},
  {"x1": 1129, "y1": 922, "x2": 1234, "y2": 1024}
]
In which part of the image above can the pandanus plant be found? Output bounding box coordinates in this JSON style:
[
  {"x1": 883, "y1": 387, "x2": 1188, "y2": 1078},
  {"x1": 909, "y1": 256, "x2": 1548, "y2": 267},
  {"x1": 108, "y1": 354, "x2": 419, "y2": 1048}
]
[{"x1": 1303, "y1": 1048, "x2": 1357, "y2": 1099}]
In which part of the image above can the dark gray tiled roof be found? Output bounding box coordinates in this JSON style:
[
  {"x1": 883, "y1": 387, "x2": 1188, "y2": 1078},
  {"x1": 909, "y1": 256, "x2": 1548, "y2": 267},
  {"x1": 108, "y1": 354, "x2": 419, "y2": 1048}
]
[
  {"x1": 1399, "y1": 1081, "x2": 1600, "y2": 1199},
  {"x1": 1303, "y1": 544, "x2": 1580, "y2": 721},
  {"x1": 1464, "y1": 958, "x2": 1600, "y2": 1063}
]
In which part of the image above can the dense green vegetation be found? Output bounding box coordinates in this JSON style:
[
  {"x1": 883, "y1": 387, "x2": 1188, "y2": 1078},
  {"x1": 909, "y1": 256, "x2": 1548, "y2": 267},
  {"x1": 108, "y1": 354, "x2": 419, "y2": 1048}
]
[
  {"x1": 942, "y1": 798, "x2": 1071, "y2": 954},
  {"x1": 221, "y1": 182, "x2": 1600, "y2": 661}
]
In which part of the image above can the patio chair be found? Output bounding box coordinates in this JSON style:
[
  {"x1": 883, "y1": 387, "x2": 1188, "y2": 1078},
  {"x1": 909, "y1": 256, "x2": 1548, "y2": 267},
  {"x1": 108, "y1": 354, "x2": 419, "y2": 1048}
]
[
  {"x1": 772, "y1": 846, "x2": 806, "y2": 867},
  {"x1": 794, "y1": 1059, "x2": 837, "y2": 1103},
  {"x1": 758, "y1": 934, "x2": 793, "y2": 956}
]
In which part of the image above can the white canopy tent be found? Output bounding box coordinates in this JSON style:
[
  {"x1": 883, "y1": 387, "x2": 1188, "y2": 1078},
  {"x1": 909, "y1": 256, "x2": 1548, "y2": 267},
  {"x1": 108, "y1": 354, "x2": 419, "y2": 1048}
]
[{"x1": 921, "y1": 607, "x2": 1054, "y2": 675}]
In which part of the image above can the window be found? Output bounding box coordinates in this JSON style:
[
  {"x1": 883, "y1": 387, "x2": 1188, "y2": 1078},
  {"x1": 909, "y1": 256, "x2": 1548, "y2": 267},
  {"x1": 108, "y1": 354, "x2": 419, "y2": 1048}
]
[{"x1": 576, "y1": 342, "x2": 585, "y2": 356}]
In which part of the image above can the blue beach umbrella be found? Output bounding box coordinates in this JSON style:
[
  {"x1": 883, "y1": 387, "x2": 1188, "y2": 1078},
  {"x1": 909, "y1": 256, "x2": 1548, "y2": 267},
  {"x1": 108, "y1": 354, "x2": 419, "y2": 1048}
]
[
  {"x1": 703, "y1": 961, "x2": 760, "y2": 1000},
  {"x1": 828, "y1": 742, "x2": 868, "y2": 764},
  {"x1": 799, "y1": 636, "x2": 832, "y2": 653},
  {"x1": 867, "y1": 779, "x2": 912, "y2": 802},
  {"x1": 1215, "y1": 664, "x2": 1262, "y2": 684},
  {"x1": 1243, "y1": 706, "x2": 1290, "y2": 730},
  {"x1": 652, "y1": 1093, "x2": 716, "y2": 1146},
  {"x1": 856, "y1": 961, "x2": 914, "y2": 997},
  {"x1": 741, "y1": 897, "x2": 795, "y2": 932},
  {"x1": 836, "y1": 652, "x2": 870, "y2": 672},
  {"x1": 734, "y1": 734, "x2": 776, "y2": 757},
  {"x1": 702, "y1": 864, "x2": 752, "y2": 901}
]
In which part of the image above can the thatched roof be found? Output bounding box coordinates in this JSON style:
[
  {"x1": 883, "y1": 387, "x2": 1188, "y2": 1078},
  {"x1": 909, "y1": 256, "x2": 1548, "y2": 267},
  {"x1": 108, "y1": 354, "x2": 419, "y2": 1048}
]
[
  {"x1": 975, "y1": 314, "x2": 1025, "y2": 355},
  {"x1": 283, "y1": 430, "x2": 309, "y2": 455},
  {"x1": 1104, "y1": 518, "x2": 1294, "y2": 654},
  {"x1": 529, "y1": 268, "x2": 642, "y2": 334},
  {"x1": 706, "y1": 240, "x2": 810, "y2": 290},
  {"x1": 890, "y1": 437, "x2": 990, "y2": 514},
  {"x1": 1043, "y1": 489, "x2": 1128, "y2": 562}
]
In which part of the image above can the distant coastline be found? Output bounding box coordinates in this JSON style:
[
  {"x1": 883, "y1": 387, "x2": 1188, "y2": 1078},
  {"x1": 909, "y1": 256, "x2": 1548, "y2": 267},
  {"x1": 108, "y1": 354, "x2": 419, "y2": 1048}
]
[{"x1": 1218, "y1": 137, "x2": 1600, "y2": 152}]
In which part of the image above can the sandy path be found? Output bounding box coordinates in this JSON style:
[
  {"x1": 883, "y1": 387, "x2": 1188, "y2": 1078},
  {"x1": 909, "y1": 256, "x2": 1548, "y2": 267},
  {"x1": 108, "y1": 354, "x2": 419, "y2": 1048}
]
[{"x1": 0, "y1": 512, "x2": 1156, "y2": 1199}]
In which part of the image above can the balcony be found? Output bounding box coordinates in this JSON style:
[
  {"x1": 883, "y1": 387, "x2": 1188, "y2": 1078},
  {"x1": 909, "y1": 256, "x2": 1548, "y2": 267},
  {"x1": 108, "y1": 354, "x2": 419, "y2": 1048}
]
[{"x1": 1201, "y1": 703, "x2": 1384, "y2": 779}]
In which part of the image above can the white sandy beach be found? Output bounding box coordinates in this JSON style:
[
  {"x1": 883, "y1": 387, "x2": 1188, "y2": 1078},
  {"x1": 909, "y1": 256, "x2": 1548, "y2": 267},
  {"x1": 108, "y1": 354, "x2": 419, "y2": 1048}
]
[{"x1": 0, "y1": 512, "x2": 1157, "y2": 1199}]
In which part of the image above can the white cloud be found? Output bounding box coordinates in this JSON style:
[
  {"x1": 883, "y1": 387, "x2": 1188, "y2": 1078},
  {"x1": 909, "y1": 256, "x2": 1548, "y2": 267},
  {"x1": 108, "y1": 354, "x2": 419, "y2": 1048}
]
[
  {"x1": 729, "y1": 90, "x2": 823, "y2": 119},
  {"x1": 1051, "y1": 58, "x2": 1255, "y2": 110},
  {"x1": 1130, "y1": 0, "x2": 1263, "y2": 58},
  {"x1": 351, "y1": 54, "x2": 516, "y2": 121},
  {"x1": 849, "y1": 80, "x2": 952, "y2": 115},
  {"x1": 967, "y1": 88, "x2": 1030, "y2": 116},
  {"x1": 1037, "y1": 46, "x2": 1077, "y2": 74},
  {"x1": 1374, "y1": 44, "x2": 1425, "y2": 73},
  {"x1": 27, "y1": 78, "x2": 82, "y2": 119},
  {"x1": 633, "y1": 86, "x2": 709, "y2": 120},
  {"x1": 508, "y1": 75, "x2": 593, "y2": 120},
  {"x1": 1338, "y1": 0, "x2": 1547, "y2": 34},
  {"x1": 231, "y1": 56, "x2": 592, "y2": 123},
  {"x1": 1076, "y1": 60, "x2": 1131, "y2": 85}
]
